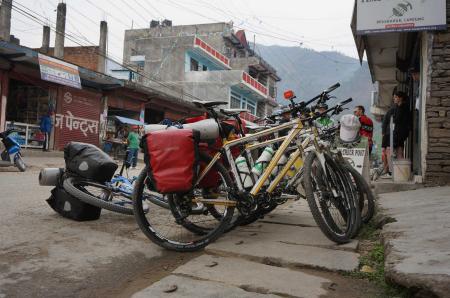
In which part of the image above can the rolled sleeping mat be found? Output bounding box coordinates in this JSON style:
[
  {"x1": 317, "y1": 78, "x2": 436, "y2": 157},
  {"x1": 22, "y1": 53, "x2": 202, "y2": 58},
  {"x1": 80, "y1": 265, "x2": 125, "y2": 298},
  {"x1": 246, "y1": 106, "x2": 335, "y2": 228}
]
[
  {"x1": 144, "y1": 119, "x2": 220, "y2": 141},
  {"x1": 39, "y1": 168, "x2": 64, "y2": 186},
  {"x1": 183, "y1": 119, "x2": 219, "y2": 140}
]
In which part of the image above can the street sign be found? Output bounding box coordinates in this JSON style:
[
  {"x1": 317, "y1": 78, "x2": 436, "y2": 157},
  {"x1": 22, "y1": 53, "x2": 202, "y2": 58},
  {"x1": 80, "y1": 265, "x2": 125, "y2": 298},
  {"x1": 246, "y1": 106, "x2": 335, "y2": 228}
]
[
  {"x1": 356, "y1": 0, "x2": 447, "y2": 35},
  {"x1": 38, "y1": 53, "x2": 82, "y2": 89}
]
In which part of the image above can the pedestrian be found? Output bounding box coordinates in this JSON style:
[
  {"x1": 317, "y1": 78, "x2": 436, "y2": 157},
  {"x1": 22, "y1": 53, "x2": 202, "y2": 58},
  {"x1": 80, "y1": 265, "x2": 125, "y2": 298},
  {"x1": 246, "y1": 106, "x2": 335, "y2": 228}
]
[
  {"x1": 381, "y1": 104, "x2": 395, "y2": 177},
  {"x1": 315, "y1": 103, "x2": 336, "y2": 129},
  {"x1": 353, "y1": 105, "x2": 373, "y2": 154},
  {"x1": 126, "y1": 125, "x2": 140, "y2": 169},
  {"x1": 39, "y1": 112, "x2": 52, "y2": 152},
  {"x1": 392, "y1": 91, "x2": 411, "y2": 159}
]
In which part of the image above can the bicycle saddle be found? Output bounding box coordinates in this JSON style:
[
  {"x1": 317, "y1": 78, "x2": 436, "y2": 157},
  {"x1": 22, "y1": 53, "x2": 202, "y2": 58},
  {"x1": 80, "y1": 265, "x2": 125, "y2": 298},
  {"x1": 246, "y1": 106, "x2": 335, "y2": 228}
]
[
  {"x1": 192, "y1": 100, "x2": 228, "y2": 108},
  {"x1": 220, "y1": 108, "x2": 248, "y2": 116}
]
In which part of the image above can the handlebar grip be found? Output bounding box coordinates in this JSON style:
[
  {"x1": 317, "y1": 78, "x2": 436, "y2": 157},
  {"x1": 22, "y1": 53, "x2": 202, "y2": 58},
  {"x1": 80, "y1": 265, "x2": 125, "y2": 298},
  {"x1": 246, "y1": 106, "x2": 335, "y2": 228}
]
[
  {"x1": 324, "y1": 82, "x2": 340, "y2": 94},
  {"x1": 340, "y1": 97, "x2": 353, "y2": 105}
]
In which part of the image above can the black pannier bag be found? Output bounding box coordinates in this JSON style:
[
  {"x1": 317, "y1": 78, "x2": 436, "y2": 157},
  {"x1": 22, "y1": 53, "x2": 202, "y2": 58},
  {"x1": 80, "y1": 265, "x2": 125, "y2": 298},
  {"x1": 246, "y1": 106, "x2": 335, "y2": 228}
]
[
  {"x1": 47, "y1": 186, "x2": 101, "y2": 221},
  {"x1": 64, "y1": 142, "x2": 118, "y2": 183}
]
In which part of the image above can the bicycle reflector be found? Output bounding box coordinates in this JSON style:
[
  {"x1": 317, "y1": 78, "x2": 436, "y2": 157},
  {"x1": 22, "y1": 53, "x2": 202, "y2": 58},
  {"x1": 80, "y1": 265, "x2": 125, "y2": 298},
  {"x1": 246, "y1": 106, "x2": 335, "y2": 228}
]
[{"x1": 284, "y1": 90, "x2": 295, "y2": 100}]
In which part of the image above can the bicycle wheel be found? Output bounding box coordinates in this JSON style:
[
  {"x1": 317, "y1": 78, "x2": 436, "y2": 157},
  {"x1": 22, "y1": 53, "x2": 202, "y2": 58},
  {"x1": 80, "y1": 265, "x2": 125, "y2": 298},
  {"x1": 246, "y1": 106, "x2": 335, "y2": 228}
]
[
  {"x1": 303, "y1": 152, "x2": 357, "y2": 243},
  {"x1": 132, "y1": 153, "x2": 235, "y2": 252},
  {"x1": 344, "y1": 163, "x2": 375, "y2": 223},
  {"x1": 63, "y1": 177, "x2": 134, "y2": 215}
]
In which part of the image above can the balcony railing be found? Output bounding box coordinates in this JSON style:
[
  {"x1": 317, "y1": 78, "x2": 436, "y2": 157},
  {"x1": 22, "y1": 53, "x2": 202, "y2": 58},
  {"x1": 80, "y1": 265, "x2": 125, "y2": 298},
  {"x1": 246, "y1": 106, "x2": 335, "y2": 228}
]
[
  {"x1": 193, "y1": 37, "x2": 231, "y2": 69},
  {"x1": 242, "y1": 72, "x2": 267, "y2": 97}
]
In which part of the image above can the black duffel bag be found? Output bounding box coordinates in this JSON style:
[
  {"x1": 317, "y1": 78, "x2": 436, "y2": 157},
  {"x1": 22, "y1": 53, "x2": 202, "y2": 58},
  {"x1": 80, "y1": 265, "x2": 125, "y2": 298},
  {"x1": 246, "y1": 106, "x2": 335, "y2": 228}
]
[
  {"x1": 47, "y1": 185, "x2": 102, "y2": 221},
  {"x1": 64, "y1": 142, "x2": 118, "y2": 183}
]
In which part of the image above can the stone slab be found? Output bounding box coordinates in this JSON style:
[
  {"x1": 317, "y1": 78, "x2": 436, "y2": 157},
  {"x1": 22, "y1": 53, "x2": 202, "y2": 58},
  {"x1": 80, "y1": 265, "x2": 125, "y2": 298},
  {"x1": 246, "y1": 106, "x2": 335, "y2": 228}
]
[
  {"x1": 132, "y1": 275, "x2": 280, "y2": 298},
  {"x1": 230, "y1": 222, "x2": 358, "y2": 252},
  {"x1": 173, "y1": 255, "x2": 331, "y2": 297},
  {"x1": 206, "y1": 231, "x2": 360, "y2": 272},
  {"x1": 259, "y1": 200, "x2": 318, "y2": 227},
  {"x1": 379, "y1": 187, "x2": 450, "y2": 297}
]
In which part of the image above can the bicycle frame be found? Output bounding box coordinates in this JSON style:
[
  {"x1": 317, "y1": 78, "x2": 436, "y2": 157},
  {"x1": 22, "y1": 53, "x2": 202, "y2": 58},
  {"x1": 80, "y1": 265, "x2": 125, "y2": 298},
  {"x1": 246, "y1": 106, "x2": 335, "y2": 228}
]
[{"x1": 195, "y1": 118, "x2": 306, "y2": 197}]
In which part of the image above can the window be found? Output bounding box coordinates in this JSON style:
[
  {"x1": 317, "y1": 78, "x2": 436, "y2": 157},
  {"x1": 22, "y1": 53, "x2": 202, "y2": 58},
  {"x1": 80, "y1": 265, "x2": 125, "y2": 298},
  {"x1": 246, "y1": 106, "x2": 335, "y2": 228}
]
[
  {"x1": 190, "y1": 58, "x2": 199, "y2": 71},
  {"x1": 230, "y1": 91, "x2": 257, "y2": 115},
  {"x1": 202, "y1": 65, "x2": 208, "y2": 71},
  {"x1": 230, "y1": 91, "x2": 241, "y2": 109}
]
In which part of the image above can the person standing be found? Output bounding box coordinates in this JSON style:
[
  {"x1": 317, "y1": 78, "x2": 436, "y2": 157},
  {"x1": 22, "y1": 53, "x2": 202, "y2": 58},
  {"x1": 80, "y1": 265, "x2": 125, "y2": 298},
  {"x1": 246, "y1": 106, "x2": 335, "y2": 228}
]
[
  {"x1": 392, "y1": 91, "x2": 411, "y2": 159},
  {"x1": 353, "y1": 105, "x2": 373, "y2": 154},
  {"x1": 39, "y1": 112, "x2": 52, "y2": 152},
  {"x1": 381, "y1": 105, "x2": 395, "y2": 176},
  {"x1": 126, "y1": 125, "x2": 140, "y2": 169}
]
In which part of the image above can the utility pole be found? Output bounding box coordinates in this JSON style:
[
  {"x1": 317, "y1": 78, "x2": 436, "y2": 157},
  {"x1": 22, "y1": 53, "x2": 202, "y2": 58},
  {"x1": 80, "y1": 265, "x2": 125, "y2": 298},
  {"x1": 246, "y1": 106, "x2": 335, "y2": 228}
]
[
  {"x1": 41, "y1": 25, "x2": 50, "y2": 54},
  {"x1": 97, "y1": 21, "x2": 108, "y2": 73},
  {"x1": 54, "y1": 2, "x2": 66, "y2": 59},
  {"x1": 0, "y1": 0, "x2": 12, "y2": 42}
]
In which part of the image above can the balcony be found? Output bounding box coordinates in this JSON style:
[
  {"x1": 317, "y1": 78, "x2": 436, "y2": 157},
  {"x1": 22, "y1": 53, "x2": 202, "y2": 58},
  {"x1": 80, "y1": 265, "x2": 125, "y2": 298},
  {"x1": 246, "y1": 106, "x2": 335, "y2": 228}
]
[
  {"x1": 192, "y1": 36, "x2": 231, "y2": 70},
  {"x1": 184, "y1": 70, "x2": 269, "y2": 101}
]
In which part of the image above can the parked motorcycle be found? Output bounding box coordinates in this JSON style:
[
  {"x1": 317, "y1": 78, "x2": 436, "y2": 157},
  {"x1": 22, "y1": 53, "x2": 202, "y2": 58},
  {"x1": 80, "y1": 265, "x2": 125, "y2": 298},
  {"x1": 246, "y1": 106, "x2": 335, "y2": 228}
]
[{"x1": 0, "y1": 128, "x2": 26, "y2": 172}]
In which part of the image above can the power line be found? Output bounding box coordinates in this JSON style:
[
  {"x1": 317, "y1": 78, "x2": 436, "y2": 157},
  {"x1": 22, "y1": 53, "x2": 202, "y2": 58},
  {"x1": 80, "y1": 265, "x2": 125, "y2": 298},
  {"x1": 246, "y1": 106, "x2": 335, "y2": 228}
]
[
  {"x1": 120, "y1": 0, "x2": 150, "y2": 25},
  {"x1": 162, "y1": 0, "x2": 358, "y2": 65},
  {"x1": 7, "y1": 1, "x2": 220, "y2": 105}
]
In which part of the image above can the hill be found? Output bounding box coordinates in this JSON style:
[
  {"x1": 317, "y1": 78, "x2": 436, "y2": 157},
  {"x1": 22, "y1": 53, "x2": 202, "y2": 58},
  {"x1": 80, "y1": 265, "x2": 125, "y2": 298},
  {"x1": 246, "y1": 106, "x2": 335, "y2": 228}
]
[{"x1": 256, "y1": 45, "x2": 375, "y2": 113}]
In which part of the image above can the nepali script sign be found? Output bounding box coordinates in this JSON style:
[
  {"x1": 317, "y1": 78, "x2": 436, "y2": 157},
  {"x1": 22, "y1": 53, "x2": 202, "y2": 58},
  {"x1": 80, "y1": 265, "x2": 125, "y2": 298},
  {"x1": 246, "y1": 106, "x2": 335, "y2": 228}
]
[
  {"x1": 54, "y1": 111, "x2": 99, "y2": 137},
  {"x1": 356, "y1": 0, "x2": 447, "y2": 35},
  {"x1": 38, "y1": 53, "x2": 81, "y2": 89}
]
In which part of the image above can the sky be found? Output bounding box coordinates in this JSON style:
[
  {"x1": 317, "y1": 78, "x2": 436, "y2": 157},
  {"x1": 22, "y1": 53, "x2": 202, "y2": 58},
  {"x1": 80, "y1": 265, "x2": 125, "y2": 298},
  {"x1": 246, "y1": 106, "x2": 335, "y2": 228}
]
[{"x1": 9, "y1": 0, "x2": 358, "y2": 63}]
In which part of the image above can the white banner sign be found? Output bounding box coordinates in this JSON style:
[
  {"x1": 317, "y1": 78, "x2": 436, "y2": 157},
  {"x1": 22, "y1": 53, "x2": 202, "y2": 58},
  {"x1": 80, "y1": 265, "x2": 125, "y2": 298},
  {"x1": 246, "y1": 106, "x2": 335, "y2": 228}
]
[
  {"x1": 38, "y1": 53, "x2": 82, "y2": 89},
  {"x1": 356, "y1": 0, "x2": 447, "y2": 34}
]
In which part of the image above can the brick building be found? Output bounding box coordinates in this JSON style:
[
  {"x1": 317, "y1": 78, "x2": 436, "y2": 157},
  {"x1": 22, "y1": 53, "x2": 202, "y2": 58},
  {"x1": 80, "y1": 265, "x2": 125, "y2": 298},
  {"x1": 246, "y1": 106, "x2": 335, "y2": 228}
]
[
  {"x1": 46, "y1": 46, "x2": 100, "y2": 72},
  {"x1": 352, "y1": 0, "x2": 450, "y2": 185}
]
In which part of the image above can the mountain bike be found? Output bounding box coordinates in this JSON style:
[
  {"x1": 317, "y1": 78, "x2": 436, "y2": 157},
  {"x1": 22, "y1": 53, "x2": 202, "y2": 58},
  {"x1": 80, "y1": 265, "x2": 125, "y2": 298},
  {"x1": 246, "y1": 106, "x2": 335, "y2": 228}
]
[{"x1": 133, "y1": 84, "x2": 361, "y2": 251}]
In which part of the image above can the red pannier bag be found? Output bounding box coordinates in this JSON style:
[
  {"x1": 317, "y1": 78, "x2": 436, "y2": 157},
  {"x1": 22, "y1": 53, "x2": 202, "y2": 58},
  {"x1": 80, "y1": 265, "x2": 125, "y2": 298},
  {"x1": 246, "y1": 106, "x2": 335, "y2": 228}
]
[{"x1": 144, "y1": 129, "x2": 200, "y2": 194}]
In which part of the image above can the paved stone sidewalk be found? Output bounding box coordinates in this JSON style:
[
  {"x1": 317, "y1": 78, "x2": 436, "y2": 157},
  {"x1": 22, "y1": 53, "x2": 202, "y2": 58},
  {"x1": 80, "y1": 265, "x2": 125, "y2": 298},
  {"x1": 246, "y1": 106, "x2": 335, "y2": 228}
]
[
  {"x1": 133, "y1": 200, "x2": 360, "y2": 297},
  {"x1": 379, "y1": 187, "x2": 450, "y2": 297}
]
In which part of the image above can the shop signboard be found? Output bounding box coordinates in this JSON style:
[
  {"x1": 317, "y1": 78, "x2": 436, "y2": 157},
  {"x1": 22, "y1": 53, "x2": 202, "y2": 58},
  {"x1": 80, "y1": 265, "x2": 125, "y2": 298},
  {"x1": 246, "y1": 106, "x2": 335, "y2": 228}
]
[
  {"x1": 38, "y1": 53, "x2": 81, "y2": 89},
  {"x1": 356, "y1": 0, "x2": 447, "y2": 35}
]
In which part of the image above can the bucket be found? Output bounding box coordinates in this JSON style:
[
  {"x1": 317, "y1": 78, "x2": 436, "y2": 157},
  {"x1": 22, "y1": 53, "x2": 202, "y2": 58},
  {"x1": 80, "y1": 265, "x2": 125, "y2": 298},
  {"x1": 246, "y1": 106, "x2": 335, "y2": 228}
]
[{"x1": 392, "y1": 159, "x2": 411, "y2": 182}]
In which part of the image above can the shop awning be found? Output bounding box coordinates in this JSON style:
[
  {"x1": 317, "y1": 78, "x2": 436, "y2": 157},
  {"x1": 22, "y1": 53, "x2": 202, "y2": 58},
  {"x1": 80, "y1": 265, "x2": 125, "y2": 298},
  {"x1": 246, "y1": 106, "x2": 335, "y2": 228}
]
[
  {"x1": 0, "y1": 41, "x2": 124, "y2": 90},
  {"x1": 114, "y1": 116, "x2": 145, "y2": 126}
]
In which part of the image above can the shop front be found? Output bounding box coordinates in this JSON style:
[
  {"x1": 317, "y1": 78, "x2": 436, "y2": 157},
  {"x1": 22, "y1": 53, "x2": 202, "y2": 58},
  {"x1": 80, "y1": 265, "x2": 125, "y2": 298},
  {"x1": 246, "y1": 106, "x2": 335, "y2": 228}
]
[
  {"x1": 5, "y1": 72, "x2": 56, "y2": 149},
  {"x1": 54, "y1": 87, "x2": 102, "y2": 150},
  {"x1": 351, "y1": 0, "x2": 449, "y2": 184}
]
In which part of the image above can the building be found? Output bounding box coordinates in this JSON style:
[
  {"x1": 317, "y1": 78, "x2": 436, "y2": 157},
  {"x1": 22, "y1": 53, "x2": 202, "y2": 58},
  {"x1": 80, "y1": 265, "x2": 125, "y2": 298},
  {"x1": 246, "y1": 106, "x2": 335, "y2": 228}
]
[
  {"x1": 351, "y1": 0, "x2": 450, "y2": 185},
  {"x1": 0, "y1": 42, "x2": 199, "y2": 151},
  {"x1": 123, "y1": 22, "x2": 281, "y2": 121}
]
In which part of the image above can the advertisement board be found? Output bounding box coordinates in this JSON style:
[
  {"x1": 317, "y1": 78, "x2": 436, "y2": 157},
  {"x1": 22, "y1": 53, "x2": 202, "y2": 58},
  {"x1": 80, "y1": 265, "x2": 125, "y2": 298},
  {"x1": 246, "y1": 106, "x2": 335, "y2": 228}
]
[
  {"x1": 38, "y1": 53, "x2": 82, "y2": 89},
  {"x1": 356, "y1": 0, "x2": 447, "y2": 34}
]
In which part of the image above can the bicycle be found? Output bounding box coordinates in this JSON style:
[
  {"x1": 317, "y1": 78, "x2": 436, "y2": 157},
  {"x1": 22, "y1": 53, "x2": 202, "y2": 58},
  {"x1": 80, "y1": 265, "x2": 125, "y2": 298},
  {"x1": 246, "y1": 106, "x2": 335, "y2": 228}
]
[{"x1": 133, "y1": 83, "x2": 361, "y2": 251}]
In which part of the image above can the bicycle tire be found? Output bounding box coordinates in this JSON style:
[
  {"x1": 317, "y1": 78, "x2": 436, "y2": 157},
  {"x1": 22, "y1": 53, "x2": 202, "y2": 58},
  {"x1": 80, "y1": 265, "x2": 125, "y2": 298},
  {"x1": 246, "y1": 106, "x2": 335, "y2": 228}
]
[
  {"x1": 335, "y1": 161, "x2": 362, "y2": 238},
  {"x1": 303, "y1": 152, "x2": 355, "y2": 244},
  {"x1": 344, "y1": 163, "x2": 375, "y2": 223},
  {"x1": 63, "y1": 177, "x2": 134, "y2": 215},
  {"x1": 132, "y1": 153, "x2": 235, "y2": 252}
]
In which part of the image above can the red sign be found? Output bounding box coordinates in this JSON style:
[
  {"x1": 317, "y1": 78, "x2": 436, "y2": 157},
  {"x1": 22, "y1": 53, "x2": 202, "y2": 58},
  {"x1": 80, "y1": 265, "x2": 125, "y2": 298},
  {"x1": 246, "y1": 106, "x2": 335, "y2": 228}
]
[
  {"x1": 194, "y1": 37, "x2": 230, "y2": 68},
  {"x1": 242, "y1": 72, "x2": 267, "y2": 96},
  {"x1": 55, "y1": 88, "x2": 101, "y2": 149}
]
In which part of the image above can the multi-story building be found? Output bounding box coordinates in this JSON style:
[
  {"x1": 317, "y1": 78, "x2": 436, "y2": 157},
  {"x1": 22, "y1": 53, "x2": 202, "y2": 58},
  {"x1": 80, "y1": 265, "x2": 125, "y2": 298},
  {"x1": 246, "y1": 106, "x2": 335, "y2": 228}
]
[{"x1": 123, "y1": 22, "x2": 280, "y2": 121}]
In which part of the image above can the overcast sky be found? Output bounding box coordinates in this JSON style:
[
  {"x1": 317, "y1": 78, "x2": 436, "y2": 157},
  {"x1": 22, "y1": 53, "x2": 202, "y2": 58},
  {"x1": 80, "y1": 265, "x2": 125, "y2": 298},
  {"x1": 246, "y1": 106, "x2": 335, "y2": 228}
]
[{"x1": 10, "y1": 0, "x2": 357, "y2": 63}]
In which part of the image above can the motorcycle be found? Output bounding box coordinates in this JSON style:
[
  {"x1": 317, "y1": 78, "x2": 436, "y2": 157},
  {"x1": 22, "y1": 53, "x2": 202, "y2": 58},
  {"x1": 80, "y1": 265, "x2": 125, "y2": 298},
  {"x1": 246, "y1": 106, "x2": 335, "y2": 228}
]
[{"x1": 0, "y1": 128, "x2": 26, "y2": 172}]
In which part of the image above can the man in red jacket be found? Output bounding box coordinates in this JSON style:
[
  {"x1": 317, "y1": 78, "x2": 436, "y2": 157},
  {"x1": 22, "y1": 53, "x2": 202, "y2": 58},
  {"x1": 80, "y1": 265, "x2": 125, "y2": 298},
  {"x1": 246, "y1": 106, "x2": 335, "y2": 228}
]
[{"x1": 354, "y1": 105, "x2": 373, "y2": 154}]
